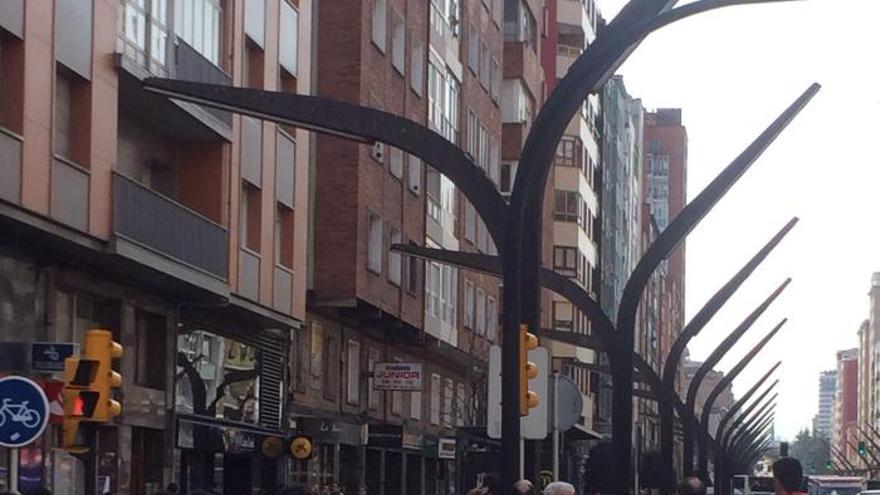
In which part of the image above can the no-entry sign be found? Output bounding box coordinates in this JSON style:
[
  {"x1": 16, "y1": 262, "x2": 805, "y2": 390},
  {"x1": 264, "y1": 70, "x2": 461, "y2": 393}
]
[{"x1": 373, "y1": 363, "x2": 423, "y2": 391}]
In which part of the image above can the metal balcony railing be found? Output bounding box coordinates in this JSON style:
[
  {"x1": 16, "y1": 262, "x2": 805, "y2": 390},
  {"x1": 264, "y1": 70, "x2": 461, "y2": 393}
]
[{"x1": 113, "y1": 172, "x2": 229, "y2": 279}]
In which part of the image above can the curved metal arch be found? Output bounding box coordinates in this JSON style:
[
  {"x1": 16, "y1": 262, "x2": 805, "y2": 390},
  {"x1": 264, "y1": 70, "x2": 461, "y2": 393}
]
[
  {"x1": 831, "y1": 445, "x2": 858, "y2": 472},
  {"x1": 658, "y1": 221, "x2": 794, "y2": 482},
  {"x1": 718, "y1": 373, "x2": 780, "y2": 449},
  {"x1": 724, "y1": 395, "x2": 777, "y2": 454},
  {"x1": 683, "y1": 279, "x2": 791, "y2": 472},
  {"x1": 697, "y1": 319, "x2": 788, "y2": 478},
  {"x1": 718, "y1": 404, "x2": 776, "y2": 492},
  {"x1": 142, "y1": 79, "x2": 510, "y2": 246},
  {"x1": 728, "y1": 403, "x2": 776, "y2": 456},
  {"x1": 732, "y1": 418, "x2": 774, "y2": 464}
]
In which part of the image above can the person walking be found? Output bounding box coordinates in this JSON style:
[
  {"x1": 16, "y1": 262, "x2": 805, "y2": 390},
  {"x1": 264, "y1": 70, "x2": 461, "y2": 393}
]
[
  {"x1": 512, "y1": 480, "x2": 539, "y2": 495},
  {"x1": 676, "y1": 477, "x2": 706, "y2": 495},
  {"x1": 543, "y1": 481, "x2": 576, "y2": 495},
  {"x1": 773, "y1": 457, "x2": 806, "y2": 495}
]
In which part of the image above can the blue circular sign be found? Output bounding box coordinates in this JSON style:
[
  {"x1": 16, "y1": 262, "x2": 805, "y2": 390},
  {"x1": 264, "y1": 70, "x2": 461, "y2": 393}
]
[{"x1": 0, "y1": 376, "x2": 50, "y2": 447}]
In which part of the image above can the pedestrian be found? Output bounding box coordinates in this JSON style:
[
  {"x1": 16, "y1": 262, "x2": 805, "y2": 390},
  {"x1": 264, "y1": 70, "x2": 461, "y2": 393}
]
[
  {"x1": 166, "y1": 483, "x2": 180, "y2": 495},
  {"x1": 772, "y1": 457, "x2": 805, "y2": 495},
  {"x1": 512, "y1": 479, "x2": 539, "y2": 495},
  {"x1": 676, "y1": 477, "x2": 706, "y2": 495},
  {"x1": 543, "y1": 481, "x2": 576, "y2": 495}
]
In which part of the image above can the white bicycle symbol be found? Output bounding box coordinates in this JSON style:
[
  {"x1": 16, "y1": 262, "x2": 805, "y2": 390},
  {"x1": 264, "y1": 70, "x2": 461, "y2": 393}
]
[{"x1": 0, "y1": 398, "x2": 42, "y2": 429}]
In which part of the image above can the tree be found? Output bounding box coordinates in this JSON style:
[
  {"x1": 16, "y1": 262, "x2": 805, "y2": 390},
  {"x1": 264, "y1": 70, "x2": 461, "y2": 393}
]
[{"x1": 790, "y1": 429, "x2": 831, "y2": 475}]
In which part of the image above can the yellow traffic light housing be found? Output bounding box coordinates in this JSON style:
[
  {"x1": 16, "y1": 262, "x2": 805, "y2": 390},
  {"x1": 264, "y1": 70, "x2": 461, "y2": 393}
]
[
  {"x1": 519, "y1": 324, "x2": 540, "y2": 416},
  {"x1": 62, "y1": 329, "x2": 123, "y2": 453}
]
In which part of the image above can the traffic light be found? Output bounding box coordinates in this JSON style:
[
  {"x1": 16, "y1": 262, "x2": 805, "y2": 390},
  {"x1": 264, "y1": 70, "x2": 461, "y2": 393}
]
[
  {"x1": 84, "y1": 329, "x2": 123, "y2": 422},
  {"x1": 519, "y1": 324, "x2": 539, "y2": 416},
  {"x1": 825, "y1": 460, "x2": 832, "y2": 470},
  {"x1": 859, "y1": 441, "x2": 867, "y2": 456},
  {"x1": 62, "y1": 329, "x2": 123, "y2": 452}
]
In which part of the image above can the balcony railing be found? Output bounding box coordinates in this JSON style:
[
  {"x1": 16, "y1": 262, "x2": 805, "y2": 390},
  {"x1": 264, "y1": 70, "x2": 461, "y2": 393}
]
[
  {"x1": 113, "y1": 172, "x2": 229, "y2": 279},
  {"x1": 0, "y1": 128, "x2": 22, "y2": 204}
]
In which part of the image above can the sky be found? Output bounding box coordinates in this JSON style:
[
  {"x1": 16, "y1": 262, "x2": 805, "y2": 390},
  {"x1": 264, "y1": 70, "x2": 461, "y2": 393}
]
[{"x1": 593, "y1": 0, "x2": 880, "y2": 440}]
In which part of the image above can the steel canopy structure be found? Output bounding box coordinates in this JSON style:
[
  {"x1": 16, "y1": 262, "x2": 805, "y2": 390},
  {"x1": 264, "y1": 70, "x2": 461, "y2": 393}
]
[{"x1": 141, "y1": 0, "x2": 817, "y2": 492}]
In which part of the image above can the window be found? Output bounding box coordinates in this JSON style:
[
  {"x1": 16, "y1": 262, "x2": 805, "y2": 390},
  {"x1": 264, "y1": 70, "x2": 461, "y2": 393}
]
[
  {"x1": 557, "y1": 136, "x2": 582, "y2": 168},
  {"x1": 491, "y1": 56, "x2": 501, "y2": 102},
  {"x1": 500, "y1": 162, "x2": 517, "y2": 195},
  {"x1": 407, "y1": 154, "x2": 421, "y2": 194},
  {"x1": 464, "y1": 279, "x2": 475, "y2": 329},
  {"x1": 468, "y1": 23, "x2": 479, "y2": 74},
  {"x1": 487, "y1": 296, "x2": 497, "y2": 341},
  {"x1": 371, "y1": 0, "x2": 387, "y2": 53},
  {"x1": 431, "y1": 373, "x2": 441, "y2": 425},
  {"x1": 389, "y1": 147, "x2": 404, "y2": 179},
  {"x1": 389, "y1": 228, "x2": 402, "y2": 286},
  {"x1": 411, "y1": 39, "x2": 424, "y2": 96},
  {"x1": 504, "y1": 0, "x2": 537, "y2": 53},
  {"x1": 122, "y1": 0, "x2": 170, "y2": 70},
  {"x1": 411, "y1": 389, "x2": 422, "y2": 420},
  {"x1": 406, "y1": 241, "x2": 421, "y2": 295},
  {"x1": 476, "y1": 288, "x2": 486, "y2": 335},
  {"x1": 464, "y1": 200, "x2": 476, "y2": 243},
  {"x1": 368, "y1": 349, "x2": 380, "y2": 410},
  {"x1": 554, "y1": 246, "x2": 578, "y2": 278},
  {"x1": 554, "y1": 190, "x2": 582, "y2": 224},
  {"x1": 54, "y1": 69, "x2": 75, "y2": 160},
  {"x1": 480, "y1": 41, "x2": 490, "y2": 89},
  {"x1": 391, "y1": 9, "x2": 405, "y2": 74},
  {"x1": 346, "y1": 340, "x2": 360, "y2": 405},
  {"x1": 478, "y1": 125, "x2": 488, "y2": 171},
  {"x1": 467, "y1": 110, "x2": 478, "y2": 158},
  {"x1": 368, "y1": 212, "x2": 383, "y2": 274},
  {"x1": 553, "y1": 301, "x2": 574, "y2": 331},
  {"x1": 279, "y1": 1, "x2": 298, "y2": 76},
  {"x1": 323, "y1": 334, "x2": 339, "y2": 400},
  {"x1": 135, "y1": 310, "x2": 166, "y2": 389},
  {"x1": 275, "y1": 204, "x2": 294, "y2": 269},
  {"x1": 477, "y1": 219, "x2": 489, "y2": 253},
  {"x1": 457, "y1": 382, "x2": 468, "y2": 426},
  {"x1": 241, "y1": 182, "x2": 262, "y2": 251},
  {"x1": 174, "y1": 0, "x2": 222, "y2": 65},
  {"x1": 502, "y1": 79, "x2": 534, "y2": 124},
  {"x1": 426, "y1": 262, "x2": 441, "y2": 317},
  {"x1": 443, "y1": 378, "x2": 454, "y2": 427}
]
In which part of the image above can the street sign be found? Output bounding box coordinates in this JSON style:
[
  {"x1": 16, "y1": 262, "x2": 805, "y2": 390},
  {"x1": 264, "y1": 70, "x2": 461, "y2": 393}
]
[
  {"x1": 487, "y1": 345, "x2": 550, "y2": 440},
  {"x1": 0, "y1": 376, "x2": 50, "y2": 447},
  {"x1": 31, "y1": 342, "x2": 78, "y2": 372},
  {"x1": 552, "y1": 374, "x2": 584, "y2": 432},
  {"x1": 373, "y1": 362, "x2": 423, "y2": 391}
]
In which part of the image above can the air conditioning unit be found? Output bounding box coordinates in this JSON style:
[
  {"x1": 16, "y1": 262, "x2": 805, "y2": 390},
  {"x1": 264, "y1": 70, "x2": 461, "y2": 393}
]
[{"x1": 372, "y1": 142, "x2": 385, "y2": 162}]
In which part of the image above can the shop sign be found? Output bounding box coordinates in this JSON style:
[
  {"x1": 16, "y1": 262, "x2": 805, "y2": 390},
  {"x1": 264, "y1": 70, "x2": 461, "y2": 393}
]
[
  {"x1": 438, "y1": 438, "x2": 456, "y2": 460},
  {"x1": 299, "y1": 417, "x2": 364, "y2": 446},
  {"x1": 223, "y1": 428, "x2": 255, "y2": 454},
  {"x1": 367, "y1": 424, "x2": 402, "y2": 449},
  {"x1": 31, "y1": 343, "x2": 77, "y2": 372},
  {"x1": 402, "y1": 430, "x2": 423, "y2": 450},
  {"x1": 422, "y1": 435, "x2": 438, "y2": 458},
  {"x1": 373, "y1": 363, "x2": 423, "y2": 391}
]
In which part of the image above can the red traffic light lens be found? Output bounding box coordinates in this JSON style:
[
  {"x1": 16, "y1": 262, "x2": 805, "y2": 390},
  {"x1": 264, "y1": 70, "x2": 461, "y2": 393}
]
[{"x1": 73, "y1": 396, "x2": 85, "y2": 416}]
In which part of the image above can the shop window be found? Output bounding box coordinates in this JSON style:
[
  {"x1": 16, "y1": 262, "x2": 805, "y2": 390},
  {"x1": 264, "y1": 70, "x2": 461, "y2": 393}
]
[
  {"x1": 135, "y1": 310, "x2": 167, "y2": 390},
  {"x1": 175, "y1": 324, "x2": 259, "y2": 424}
]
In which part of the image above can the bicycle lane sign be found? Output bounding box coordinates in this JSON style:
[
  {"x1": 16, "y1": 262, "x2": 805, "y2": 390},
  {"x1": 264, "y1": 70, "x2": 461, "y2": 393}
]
[{"x1": 0, "y1": 376, "x2": 50, "y2": 448}]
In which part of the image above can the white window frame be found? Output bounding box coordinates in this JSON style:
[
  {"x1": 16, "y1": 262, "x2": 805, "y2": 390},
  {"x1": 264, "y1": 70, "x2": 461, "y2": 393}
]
[
  {"x1": 367, "y1": 212, "x2": 383, "y2": 274},
  {"x1": 371, "y1": 0, "x2": 387, "y2": 53},
  {"x1": 279, "y1": 0, "x2": 299, "y2": 76},
  {"x1": 391, "y1": 9, "x2": 406, "y2": 75}
]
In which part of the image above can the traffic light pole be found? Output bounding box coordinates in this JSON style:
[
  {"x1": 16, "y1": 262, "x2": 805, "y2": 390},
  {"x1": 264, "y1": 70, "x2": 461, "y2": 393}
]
[{"x1": 73, "y1": 424, "x2": 99, "y2": 495}]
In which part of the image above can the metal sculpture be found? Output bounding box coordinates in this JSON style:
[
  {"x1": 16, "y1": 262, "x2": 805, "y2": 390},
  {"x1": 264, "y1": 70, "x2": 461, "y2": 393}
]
[
  {"x1": 697, "y1": 320, "x2": 788, "y2": 479},
  {"x1": 142, "y1": 0, "x2": 817, "y2": 490}
]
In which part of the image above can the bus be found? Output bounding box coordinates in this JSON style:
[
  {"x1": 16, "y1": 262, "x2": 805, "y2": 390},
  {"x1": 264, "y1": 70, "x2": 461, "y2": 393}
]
[{"x1": 805, "y1": 475, "x2": 865, "y2": 495}]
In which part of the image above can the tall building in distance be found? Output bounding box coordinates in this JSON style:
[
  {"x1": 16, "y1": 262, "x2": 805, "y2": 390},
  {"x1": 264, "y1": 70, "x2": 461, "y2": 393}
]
[
  {"x1": 643, "y1": 109, "x2": 687, "y2": 380},
  {"x1": 814, "y1": 370, "x2": 838, "y2": 439},
  {"x1": 865, "y1": 273, "x2": 880, "y2": 428},
  {"x1": 832, "y1": 348, "x2": 859, "y2": 465}
]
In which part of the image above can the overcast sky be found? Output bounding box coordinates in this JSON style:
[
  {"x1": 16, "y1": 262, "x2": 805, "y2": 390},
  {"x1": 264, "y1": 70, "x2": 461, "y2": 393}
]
[{"x1": 593, "y1": 0, "x2": 880, "y2": 440}]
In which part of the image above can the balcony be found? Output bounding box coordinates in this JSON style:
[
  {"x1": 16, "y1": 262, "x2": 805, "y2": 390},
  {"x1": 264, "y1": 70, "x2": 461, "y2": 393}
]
[
  {"x1": 112, "y1": 172, "x2": 229, "y2": 280},
  {"x1": 0, "y1": 128, "x2": 22, "y2": 204}
]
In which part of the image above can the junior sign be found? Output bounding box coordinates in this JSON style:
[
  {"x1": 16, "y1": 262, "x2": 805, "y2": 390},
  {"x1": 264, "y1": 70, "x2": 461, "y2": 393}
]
[{"x1": 373, "y1": 363, "x2": 423, "y2": 391}]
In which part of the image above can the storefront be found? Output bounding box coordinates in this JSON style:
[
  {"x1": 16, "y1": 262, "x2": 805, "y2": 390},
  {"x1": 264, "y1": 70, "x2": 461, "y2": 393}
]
[
  {"x1": 174, "y1": 320, "x2": 288, "y2": 494},
  {"x1": 286, "y1": 416, "x2": 365, "y2": 493}
]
